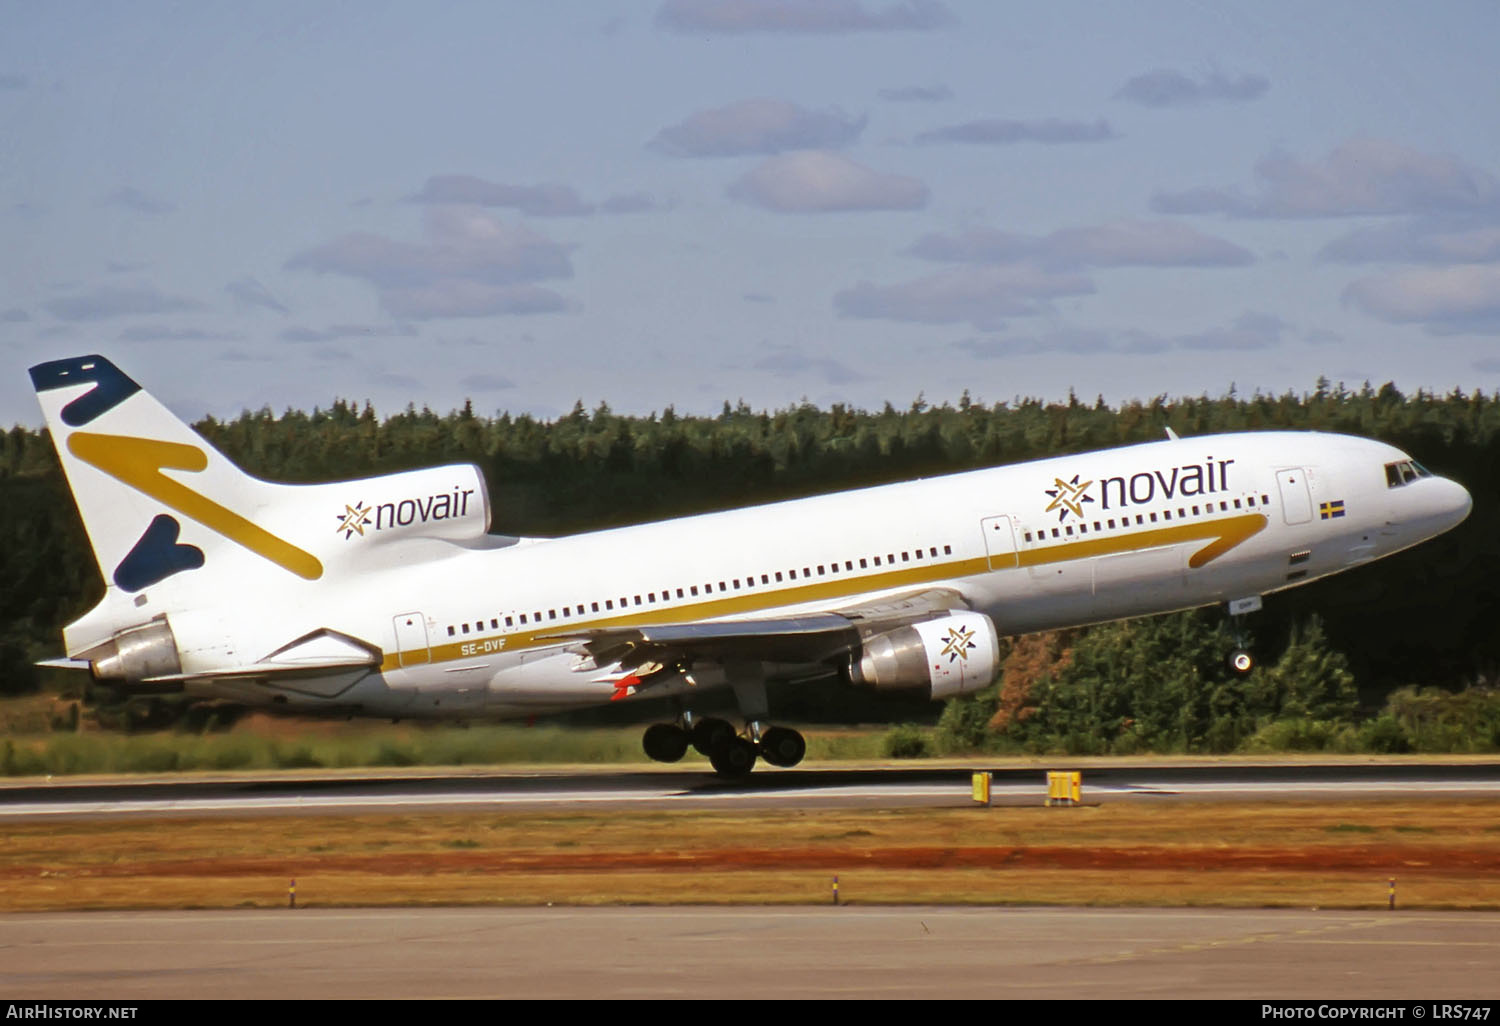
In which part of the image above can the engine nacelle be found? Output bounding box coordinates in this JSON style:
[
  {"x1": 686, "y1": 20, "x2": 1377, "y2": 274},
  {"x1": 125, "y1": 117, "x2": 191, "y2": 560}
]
[
  {"x1": 848, "y1": 611, "x2": 1001, "y2": 701},
  {"x1": 331, "y1": 464, "x2": 491, "y2": 548},
  {"x1": 85, "y1": 616, "x2": 183, "y2": 683}
]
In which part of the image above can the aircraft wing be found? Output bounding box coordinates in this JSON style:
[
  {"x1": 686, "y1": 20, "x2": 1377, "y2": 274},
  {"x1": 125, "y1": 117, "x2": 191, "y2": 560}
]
[{"x1": 545, "y1": 586, "x2": 972, "y2": 680}]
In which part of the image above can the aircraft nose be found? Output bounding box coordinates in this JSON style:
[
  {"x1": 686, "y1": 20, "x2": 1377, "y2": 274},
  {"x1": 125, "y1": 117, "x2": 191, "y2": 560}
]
[
  {"x1": 1444, "y1": 476, "x2": 1473, "y2": 526},
  {"x1": 1424, "y1": 476, "x2": 1473, "y2": 533}
]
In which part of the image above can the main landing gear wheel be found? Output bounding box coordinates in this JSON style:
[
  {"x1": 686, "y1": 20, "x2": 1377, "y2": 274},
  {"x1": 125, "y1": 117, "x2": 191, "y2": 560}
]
[
  {"x1": 691, "y1": 717, "x2": 736, "y2": 758},
  {"x1": 1228, "y1": 649, "x2": 1254, "y2": 675},
  {"x1": 642, "y1": 723, "x2": 689, "y2": 763},
  {"x1": 758, "y1": 726, "x2": 806, "y2": 768},
  {"x1": 709, "y1": 736, "x2": 758, "y2": 779}
]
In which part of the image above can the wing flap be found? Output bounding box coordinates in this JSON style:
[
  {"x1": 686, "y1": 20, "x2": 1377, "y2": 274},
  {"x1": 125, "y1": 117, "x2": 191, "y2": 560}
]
[
  {"x1": 546, "y1": 612, "x2": 858, "y2": 670},
  {"x1": 541, "y1": 587, "x2": 973, "y2": 677}
]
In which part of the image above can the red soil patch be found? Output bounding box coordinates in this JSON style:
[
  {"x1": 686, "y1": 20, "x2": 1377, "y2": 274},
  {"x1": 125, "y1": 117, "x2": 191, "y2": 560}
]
[{"x1": 10, "y1": 844, "x2": 1498, "y2": 879}]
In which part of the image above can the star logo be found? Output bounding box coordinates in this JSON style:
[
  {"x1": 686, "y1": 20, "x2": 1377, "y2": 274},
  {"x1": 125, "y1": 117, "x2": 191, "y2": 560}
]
[
  {"x1": 336, "y1": 501, "x2": 373, "y2": 540},
  {"x1": 1044, "y1": 474, "x2": 1094, "y2": 522},
  {"x1": 940, "y1": 624, "x2": 977, "y2": 663}
]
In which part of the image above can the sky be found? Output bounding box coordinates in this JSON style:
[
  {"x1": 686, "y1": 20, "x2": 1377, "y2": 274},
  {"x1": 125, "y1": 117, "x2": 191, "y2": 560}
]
[{"x1": 3, "y1": 0, "x2": 1500, "y2": 426}]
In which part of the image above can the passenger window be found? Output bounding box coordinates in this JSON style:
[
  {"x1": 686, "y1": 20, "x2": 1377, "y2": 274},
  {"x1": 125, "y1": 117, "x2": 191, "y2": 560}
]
[{"x1": 447, "y1": 626, "x2": 455, "y2": 637}]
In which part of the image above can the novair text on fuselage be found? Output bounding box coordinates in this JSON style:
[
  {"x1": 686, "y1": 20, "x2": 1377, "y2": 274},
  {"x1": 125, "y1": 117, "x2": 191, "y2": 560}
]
[{"x1": 1099, "y1": 458, "x2": 1235, "y2": 509}]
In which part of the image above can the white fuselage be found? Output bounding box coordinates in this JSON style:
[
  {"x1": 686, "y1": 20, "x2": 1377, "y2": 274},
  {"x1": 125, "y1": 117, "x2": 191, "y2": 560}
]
[{"x1": 159, "y1": 430, "x2": 1470, "y2": 718}]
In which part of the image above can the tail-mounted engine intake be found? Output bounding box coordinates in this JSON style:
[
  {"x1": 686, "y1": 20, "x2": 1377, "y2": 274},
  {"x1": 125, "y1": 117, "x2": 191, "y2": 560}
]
[
  {"x1": 84, "y1": 616, "x2": 183, "y2": 684},
  {"x1": 847, "y1": 611, "x2": 1000, "y2": 701}
]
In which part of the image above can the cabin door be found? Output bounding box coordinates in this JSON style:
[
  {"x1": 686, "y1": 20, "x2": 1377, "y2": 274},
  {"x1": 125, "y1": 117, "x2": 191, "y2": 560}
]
[
  {"x1": 392, "y1": 612, "x2": 431, "y2": 668},
  {"x1": 981, "y1": 515, "x2": 1018, "y2": 570},
  {"x1": 1276, "y1": 468, "x2": 1313, "y2": 525}
]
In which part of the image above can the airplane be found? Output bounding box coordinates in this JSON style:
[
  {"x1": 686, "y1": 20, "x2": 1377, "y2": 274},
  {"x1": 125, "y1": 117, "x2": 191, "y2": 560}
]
[{"x1": 31, "y1": 354, "x2": 1473, "y2": 776}]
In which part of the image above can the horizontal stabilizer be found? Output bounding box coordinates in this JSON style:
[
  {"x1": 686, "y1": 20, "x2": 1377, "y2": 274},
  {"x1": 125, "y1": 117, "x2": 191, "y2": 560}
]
[
  {"x1": 143, "y1": 628, "x2": 381, "y2": 684},
  {"x1": 35, "y1": 656, "x2": 93, "y2": 672}
]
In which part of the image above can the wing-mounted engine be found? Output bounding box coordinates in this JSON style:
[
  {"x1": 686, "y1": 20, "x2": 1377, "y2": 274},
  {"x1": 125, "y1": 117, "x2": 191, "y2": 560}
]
[{"x1": 847, "y1": 610, "x2": 1001, "y2": 700}]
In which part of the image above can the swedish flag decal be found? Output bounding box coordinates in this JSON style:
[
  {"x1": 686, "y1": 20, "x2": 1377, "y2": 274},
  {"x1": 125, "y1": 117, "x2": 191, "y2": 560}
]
[{"x1": 1319, "y1": 500, "x2": 1347, "y2": 520}]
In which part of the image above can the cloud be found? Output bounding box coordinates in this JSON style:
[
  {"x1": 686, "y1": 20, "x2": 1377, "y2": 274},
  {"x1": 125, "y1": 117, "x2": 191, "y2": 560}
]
[
  {"x1": 1343, "y1": 265, "x2": 1500, "y2": 333},
  {"x1": 600, "y1": 192, "x2": 665, "y2": 214},
  {"x1": 100, "y1": 187, "x2": 176, "y2": 215},
  {"x1": 226, "y1": 277, "x2": 290, "y2": 315},
  {"x1": 279, "y1": 324, "x2": 417, "y2": 343},
  {"x1": 953, "y1": 328, "x2": 1111, "y2": 358},
  {"x1": 655, "y1": 0, "x2": 955, "y2": 34},
  {"x1": 1, "y1": 307, "x2": 29, "y2": 322},
  {"x1": 461, "y1": 373, "x2": 517, "y2": 392},
  {"x1": 43, "y1": 286, "x2": 202, "y2": 322},
  {"x1": 1115, "y1": 69, "x2": 1269, "y2": 107},
  {"x1": 116, "y1": 326, "x2": 244, "y2": 343},
  {"x1": 0, "y1": 74, "x2": 26, "y2": 90},
  {"x1": 728, "y1": 151, "x2": 927, "y2": 212},
  {"x1": 835, "y1": 266, "x2": 1094, "y2": 329},
  {"x1": 1173, "y1": 311, "x2": 1289, "y2": 351},
  {"x1": 951, "y1": 313, "x2": 1290, "y2": 356},
  {"x1": 650, "y1": 99, "x2": 865, "y2": 157},
  {"x1": 754, "y1": 348, "x2": 867, "y2": 384},
  {"x1": 407, "y1": 175, "x2": 595, "y2": 217},
  {"x1": 286, "y1": 206, "x2": 575, "y2": 320},
  {"x1": 1320, "y1": 216, "x2": 1500, "y2": 265},
  {"x1": 879, "y1": 84, "x2": 952, "y2": 103},
  {"x1": 917, "y1": 118, "x2": 1115, "y2": 146},
  {"x1": 1152, "y1": 139, "x2": 1500, "y2": 219},
  {"x1": 909, "y1": 219, "x2": 1252, "y2": 269}
]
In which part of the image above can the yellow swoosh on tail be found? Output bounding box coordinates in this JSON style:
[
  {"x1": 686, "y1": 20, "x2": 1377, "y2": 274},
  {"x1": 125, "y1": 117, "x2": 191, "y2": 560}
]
[{"x1": 68, "y1": 432, "x2": 324, "y2": 580}]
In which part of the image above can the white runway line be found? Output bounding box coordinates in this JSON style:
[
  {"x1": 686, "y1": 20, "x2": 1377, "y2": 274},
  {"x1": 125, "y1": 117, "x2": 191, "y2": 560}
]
[{"x1": 2, "y1": 777, "x2": 1497, "y2": 818}]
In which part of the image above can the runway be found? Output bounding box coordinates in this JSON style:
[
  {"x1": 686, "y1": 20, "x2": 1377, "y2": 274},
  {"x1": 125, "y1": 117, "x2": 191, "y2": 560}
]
[
  {"x1": 4, "y1": 905, "x2": 1499, "y2": 999},
  {"x1": 3, "y1": 762, "x2": 1500, "y2": 819}
]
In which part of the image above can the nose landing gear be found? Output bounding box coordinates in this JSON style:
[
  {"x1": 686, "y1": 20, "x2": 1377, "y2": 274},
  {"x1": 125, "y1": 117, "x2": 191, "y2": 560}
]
[{"x1": 1226, "y1": 595, "x2": 1262, "y2": 675}]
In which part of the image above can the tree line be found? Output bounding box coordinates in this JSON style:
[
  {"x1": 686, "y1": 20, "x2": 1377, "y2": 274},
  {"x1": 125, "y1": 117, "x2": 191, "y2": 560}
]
[{"x1": 2, "y1": 380, "x2": 1495, "y2": 744}]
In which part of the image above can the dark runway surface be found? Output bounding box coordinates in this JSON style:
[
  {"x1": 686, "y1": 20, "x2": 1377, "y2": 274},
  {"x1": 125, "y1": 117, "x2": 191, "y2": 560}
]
[
  {"x1": 3, "y1": 762, "x2": 1500, "y2": 818},
  {"x1": 4, "y1": 905, "x2": 1499, "y2": 999}
]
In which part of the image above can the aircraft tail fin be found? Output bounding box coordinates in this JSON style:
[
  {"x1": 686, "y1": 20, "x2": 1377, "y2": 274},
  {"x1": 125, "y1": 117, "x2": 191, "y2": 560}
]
[{"x1": 29, "y1": 354, "x2": 325, "y2": 597}]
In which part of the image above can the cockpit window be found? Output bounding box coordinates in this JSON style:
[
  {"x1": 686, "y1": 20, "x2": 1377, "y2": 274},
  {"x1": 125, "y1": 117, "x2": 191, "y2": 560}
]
[{"x1": 1385, "y1": 460, "x2": 1432, "y2": 488}]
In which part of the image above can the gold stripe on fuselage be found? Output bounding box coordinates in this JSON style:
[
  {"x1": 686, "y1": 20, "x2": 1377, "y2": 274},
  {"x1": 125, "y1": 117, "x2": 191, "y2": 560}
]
[{"x1": 379, "y1": 512, "x2": 1268, "y2": 673}]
